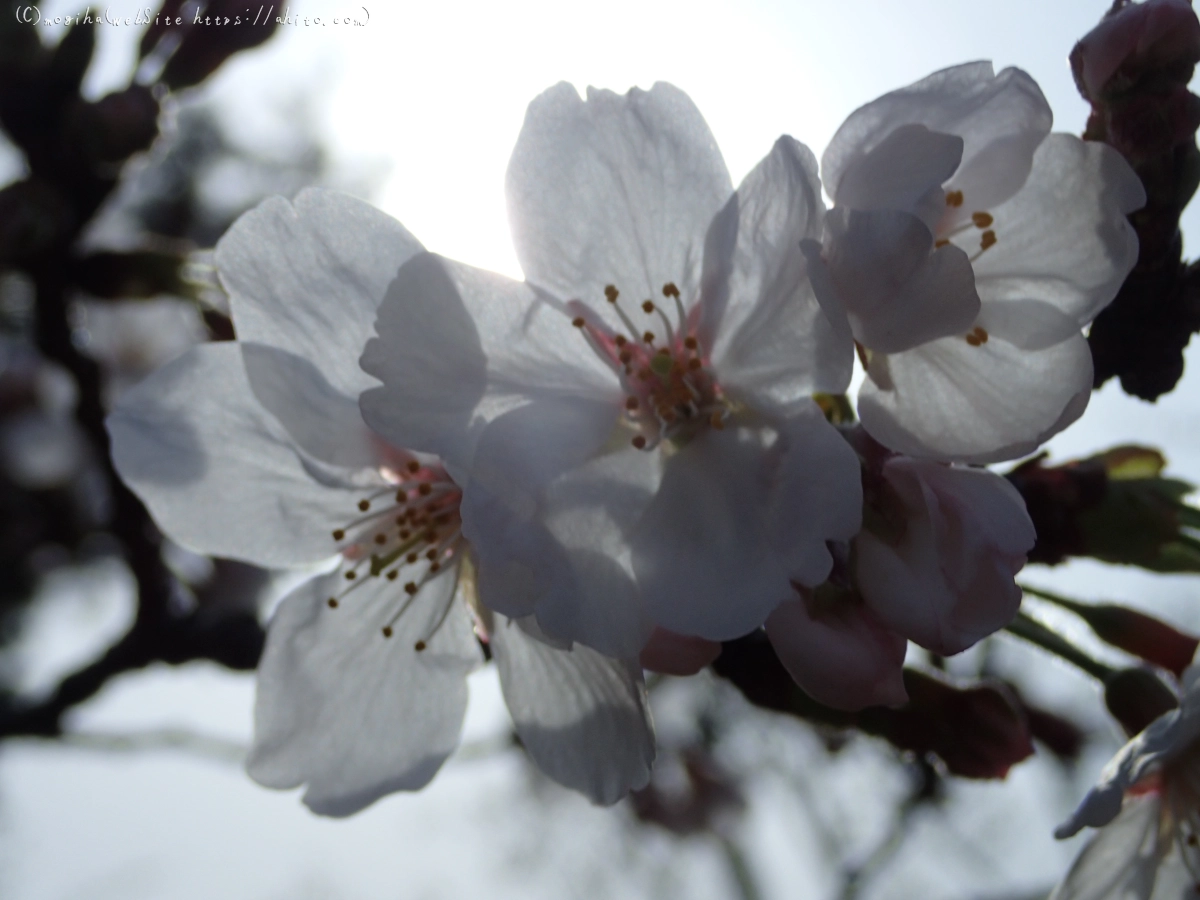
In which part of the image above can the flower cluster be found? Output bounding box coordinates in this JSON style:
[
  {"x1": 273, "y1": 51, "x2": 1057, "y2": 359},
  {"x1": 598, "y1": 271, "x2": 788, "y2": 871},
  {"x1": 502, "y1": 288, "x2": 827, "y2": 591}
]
[{"x1": 109, "y1": 62, "x2": 1141, "y2": 814}]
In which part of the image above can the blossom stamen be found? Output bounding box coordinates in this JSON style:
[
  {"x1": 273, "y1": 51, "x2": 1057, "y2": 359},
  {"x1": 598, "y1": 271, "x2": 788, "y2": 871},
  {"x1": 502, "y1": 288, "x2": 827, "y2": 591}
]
[
  {"x1": 324, "y1": 461, "x2": 465, "y2": 641},
  {"x1": 570, "y1": 281, "x2": 731, "y2": 450}
]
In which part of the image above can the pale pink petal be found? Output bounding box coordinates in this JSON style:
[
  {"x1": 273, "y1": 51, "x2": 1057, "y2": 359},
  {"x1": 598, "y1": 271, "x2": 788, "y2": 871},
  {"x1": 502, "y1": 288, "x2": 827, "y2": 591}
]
[
  {"x1": 973, "y1": 134, "x2": 1144, "y2": 328},
  {"x1": 825, "y1": 62, "x2": 1052, "y2": 214},
  {"x1": 360, "y1": 253, "x2": 617, "y2": 473},
  {"x1": 216, "y1": 189, "x2": 423, "y2": 400},
  {"x1": 1051, "y1": 794, "x2": 1164, "y2": 900},
  {"x1": 632, "y1": 427, "x2": 790, "y2": 642},
  {"x1": 820, "y1": 207, "x2": 980, "y2": 354},
  {"x1": 491, "y1": 617, "x2": 654, "y2": 804},
  {"x1": 108, "y1": 343, "x2": 361, "y2": 568},
  {"x1": 858, "y1": 331, "x2": 1093, "y2": 463},
  {"x1": 461, "y1": 398, "x2": 658, "y2": 659},
  {"x1": 247, "y1": 568, "x2": 480, "y2": 817},
  {"x1": 507, "y1": 82, "x2": 732, "y2": 310},
  {"x1": 766, "y1": 597, "x2": 908, "y2": 710},
  {"x1": 700, "y1": 136, "x2": 853, "y2": 400}
]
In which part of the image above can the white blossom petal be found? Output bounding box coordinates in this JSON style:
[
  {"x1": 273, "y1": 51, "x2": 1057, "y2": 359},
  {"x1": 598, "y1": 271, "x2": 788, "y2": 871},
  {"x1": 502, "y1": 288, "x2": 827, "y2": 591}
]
[
  {"x1": 216, "y1": 188, "x2": 423, "y2": 400},
  {"x1": 974, "y1": 134, "x2": 1145, "y2": 327},
  {"x1": 108, "y1": 343, "x2": 358, "y2": 568},
  {"x1": 506, "y1": 82, "x2": 732, "y2": 308},
  {"x1": 632, "y1": 428, "x2": 791, "y2": 641},
  {"x1": 824, "y1": 62, "x2": 1052, "y2": 213},
  {"x1": 766, "y1": 598, "x2": 908, "y2": 711},
  {"x1": 833, "y1": 123, "x2": 963, "y2": 220},
  {"x1": 490, "y1": 616, "x2": 654, "y2": 805},
  {"x1": 246, "y1": 568, "x2": 480, "y2": 817},
  {"x1": 462, "y1": 398, "x2": 657, "y2": 659},
  {"x1": 820, "y1": 207, "x2": 980, "y2": 354},
  {"x1": 858, "y1": 331, "x2": 1093, "y2": 463},
  {"x1": 1058, "y1": 688, "x2": 1200, "y2": 839},
  {"x1": 765, "y1": 404, "x2": 864, "y2": 585},
  {"x1": 1051, "y1": 794, "x2": 1164, "y2": 900},
  {"x1": 241, "y1": 343, "x2": 379, "y2": 471},
  {"x1": 360, "y1": 254, "x2": 616, "y2": 473},
  {"x1": 699, "y1": 136, "x2": 853, "y2": 400}
]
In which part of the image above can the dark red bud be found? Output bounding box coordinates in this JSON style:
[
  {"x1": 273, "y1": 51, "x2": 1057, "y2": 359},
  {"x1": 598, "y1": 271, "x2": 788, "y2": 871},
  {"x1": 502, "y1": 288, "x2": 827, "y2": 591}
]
[{"x1": 1105, "y1": 666, "x2": 1179, "y2": 736}]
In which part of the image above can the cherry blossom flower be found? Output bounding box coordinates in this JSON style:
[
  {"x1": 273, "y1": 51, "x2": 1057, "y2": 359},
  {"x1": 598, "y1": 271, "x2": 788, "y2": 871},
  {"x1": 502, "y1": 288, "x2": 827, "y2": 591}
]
[
  {"x1": 108, "y1": 188, "x2": 654, "y2": 815},
  {"x1": 855, "y1": 450, "x2": 1036, "y2": 656},
  {"x1": 1053, "y1": 660, "x2": 1200, "y2": 899},
  {"x1": 802, "y1": 61, "x2": 1145, "y2": 463},
  {"x1": 360, "y1": 83, "x2": 863, "y2": 674}
]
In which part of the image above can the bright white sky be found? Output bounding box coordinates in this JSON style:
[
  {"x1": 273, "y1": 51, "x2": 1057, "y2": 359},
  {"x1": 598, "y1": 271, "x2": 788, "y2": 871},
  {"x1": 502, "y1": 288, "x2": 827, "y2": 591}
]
[{"x1": 7, "y1": 1, "x2": 1200, "y2": 898}]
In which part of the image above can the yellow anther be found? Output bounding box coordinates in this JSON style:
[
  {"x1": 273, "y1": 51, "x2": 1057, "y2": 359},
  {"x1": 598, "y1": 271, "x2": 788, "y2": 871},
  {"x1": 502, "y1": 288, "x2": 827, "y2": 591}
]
[
  {"x1": 945, "y1": 190, "x2": 964, "y2": 207},
  {"x1": 971, "y1": 211, "x2": 994, "y2": 228},
  {"x1": 964, "y1": 326, "x2": 990, "y2": 347},
  {"x1": 980, "y1": 230, "x2": 997, "y2": 251}
]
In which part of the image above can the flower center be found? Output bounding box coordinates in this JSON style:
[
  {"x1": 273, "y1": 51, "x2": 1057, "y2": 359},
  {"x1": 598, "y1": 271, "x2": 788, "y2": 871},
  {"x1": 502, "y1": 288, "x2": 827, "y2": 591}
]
[
  {"x1": 570, "y1": 281, "x2": 729, "y2": 450},
  {"x1": 325, "y1": 456, "x2": 465, "y2": 649}
]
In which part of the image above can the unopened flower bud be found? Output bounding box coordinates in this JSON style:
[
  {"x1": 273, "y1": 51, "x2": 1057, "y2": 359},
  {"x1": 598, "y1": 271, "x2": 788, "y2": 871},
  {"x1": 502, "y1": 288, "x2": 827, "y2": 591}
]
[
  {"x1": 1071, "y1": 0, "x2": 1200, "y2": 107},
  {"x1": 1104, "y1": 666, "x2": 1179, "y2": 736},
  {"x1": 1056, "y1": 596, "x2": 1198, "y2": 676},
  {"x1": 856, "y1": 457, "x2": 1035, "y2": 656},
  {"x1": 1007, "y1": 445, "x2": 1200, "y2": 571},
  {"x1": 864, "y1": 671, "x2": 1035, "y2": 779}
]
